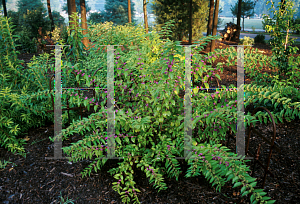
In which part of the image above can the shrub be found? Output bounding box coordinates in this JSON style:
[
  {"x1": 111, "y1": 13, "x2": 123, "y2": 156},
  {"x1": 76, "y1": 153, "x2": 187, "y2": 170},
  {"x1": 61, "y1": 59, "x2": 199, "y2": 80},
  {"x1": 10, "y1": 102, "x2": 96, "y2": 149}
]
[
  {"x1": 254, "y1": 34, "x2": 265, "y2": 44},
  {"x1": 264, "y1": 0, "x2": 300, "y2": 77},
  {"x1": 239, "y1": 36, "x2": 254, "y2": 46},
  {"x1": 262, "y1": 15, "x2": 272, "y2": 30},
  {"x1": 45, "y1": 19, "x2": 282, "y2": 204},
  {"x1": 7, "y1": 6, "x2": 51, "y2": 53}
]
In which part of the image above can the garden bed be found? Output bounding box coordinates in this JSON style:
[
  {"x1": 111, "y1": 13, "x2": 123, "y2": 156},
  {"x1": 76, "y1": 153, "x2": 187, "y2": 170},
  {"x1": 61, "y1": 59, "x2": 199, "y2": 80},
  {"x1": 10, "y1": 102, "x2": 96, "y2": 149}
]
[{"x1": 0, "y1": 41, "x2": 299, "y2": 203}]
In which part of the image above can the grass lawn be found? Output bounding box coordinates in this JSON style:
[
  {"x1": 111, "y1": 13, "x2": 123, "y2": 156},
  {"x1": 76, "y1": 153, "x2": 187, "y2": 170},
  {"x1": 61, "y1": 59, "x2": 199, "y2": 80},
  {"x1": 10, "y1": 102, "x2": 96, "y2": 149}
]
[
  {"x1": 240, "y1": 31, "x2": 300, "y2": 37},
  {"x1": 263, "y1": 39, "x2": 300, "y2": 45}
]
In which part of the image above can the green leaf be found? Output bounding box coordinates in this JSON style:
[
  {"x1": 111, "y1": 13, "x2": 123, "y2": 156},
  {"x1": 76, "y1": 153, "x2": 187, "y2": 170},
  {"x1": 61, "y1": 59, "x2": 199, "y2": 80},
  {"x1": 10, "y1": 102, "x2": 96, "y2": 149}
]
[
  {"x1": 233, "y1": 182, "x2": 243, "y2": 188},
  {"x1": 115, "y1": 137, "x2": 122, "y2": 145},
  {"x1": 241, "y1": 185, "x2": 247, "y2": 194},
  {"x1": 226, "y1": 170, "x2": 232, "y2": 176},
  {"x1": 157, "y1": 106, "x2": 161, "y2": 111},
  {"x1": 94, "y1": 105, "x2": 98, "y2": 112},
  {"x1": 171, "y1": 99, "x2": 175, "y2": 106},
  {"x1": 226, "y1": 173, "x2": 234, "y2": 182},
  {"x1": 265, "y1": 200, "x2": 276, "y2": 204},
  {"x1": 232, "y1": 176, "x2": 239, "y2": 183},
  {"x1": 250, "y1": 182, "x2": 257, "y2": 188},
  {"x1": 242, "y1": 190, "x2": 249, "y2": 197},
  {"x1": 131, "y1": 136, "x2": 135, "y2": 143},
  {"x1": 250, "y1": 194, "x2": 255, "y2": 203}
]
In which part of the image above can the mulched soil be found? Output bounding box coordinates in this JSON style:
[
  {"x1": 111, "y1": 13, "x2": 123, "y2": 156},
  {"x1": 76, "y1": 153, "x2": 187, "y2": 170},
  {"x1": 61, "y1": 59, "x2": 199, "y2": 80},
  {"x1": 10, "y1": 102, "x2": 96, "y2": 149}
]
[{"x1": 1, "y1": 39, "x2": 300, "y2": 204}]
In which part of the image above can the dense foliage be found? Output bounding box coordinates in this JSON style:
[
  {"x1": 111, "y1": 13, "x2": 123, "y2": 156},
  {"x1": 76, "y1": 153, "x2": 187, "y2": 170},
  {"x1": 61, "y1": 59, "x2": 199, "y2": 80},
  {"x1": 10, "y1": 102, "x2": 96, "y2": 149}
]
[
  {"x1": 239, "y1": 36, "x2": 255, "y2": 45},
  {"x1": 263, "y1": 0, "x2": 300, "y2": 77},
  {"x1": 254, "y1": 34, "x2": 266, "y2": 44},
  {"x1": 1, "y1": 1, "x2": 300, "y2": 202},
  {"x1": 87, "y1": 12, "x2": 104, "y2": 24},
  {"x1": 7, "y1": 6, "x2": 51, "y2": 53},
  {"x1": 152, "y1": 0, "x2": 209, "y2": 41},
  {"x1": 0, "y1": 16, "x2": 54, "y2": 157}
]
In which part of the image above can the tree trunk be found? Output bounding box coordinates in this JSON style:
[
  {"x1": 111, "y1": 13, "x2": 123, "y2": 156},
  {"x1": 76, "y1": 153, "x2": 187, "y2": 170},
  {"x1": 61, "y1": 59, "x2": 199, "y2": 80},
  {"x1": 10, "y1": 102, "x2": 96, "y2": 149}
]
[
  {"x1": 207, "y1": 0, "x2": 214, "y2": 36},
  {"x1": 188, "y1": 0, "x2": 192, "y2": 45},
  {"x1": 67, "y1": 0, "x2": 71, "y2": 24},
  {"x1": 143, "y1": 0, "x2": 149, "y2": 40},
  {"x1": 280, "y1": 0, "x2": 286, "y2": 14},
  {"x1": 47, "y1": 0, "x2": 55, "y2": 33},
  {"x1": 236, "y1": 0, "x2": 242, "y2": 41},
  {"x1": 242, "y1": 16, "x2": 244, "y2": 31},
  {"x1": 68, "y1": 0, "x2": 77, "y2": 32},
  {"x1": 210, "y1": 0, "x2": 219, "y2": 52},
  {"x1": 80, "y1": 0, "x2": 89, "y2": 48},
  {"x1": 2, "y1": 0, "x2": 7, "y2": 17},
  {"x1": 128, "y1": 0, "x2": 132, "y2": 23}
]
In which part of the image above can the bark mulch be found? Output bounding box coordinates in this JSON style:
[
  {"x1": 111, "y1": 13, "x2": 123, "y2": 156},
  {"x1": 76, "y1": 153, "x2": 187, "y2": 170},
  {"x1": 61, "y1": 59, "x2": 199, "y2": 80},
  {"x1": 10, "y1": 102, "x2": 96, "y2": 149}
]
[{"x1": 1, "y1": 41, "x2": 300, "y2": 204}]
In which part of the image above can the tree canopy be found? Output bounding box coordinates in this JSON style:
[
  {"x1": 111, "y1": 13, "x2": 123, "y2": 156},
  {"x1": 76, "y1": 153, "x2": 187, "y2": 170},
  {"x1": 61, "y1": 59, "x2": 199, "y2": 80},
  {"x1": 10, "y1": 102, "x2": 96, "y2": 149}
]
[
  {"x1": 100, "y1": 0, "x2": 136, "y2": 25},
  {"x1": 152, "y1": 0, "x2": 209, "y2": 42},
  {"x1": 230, "y1": 0, "x2": 256, "y2": 18},
  {"x1": 16, "y1": 0, "x2": 45, "y2": 15}
]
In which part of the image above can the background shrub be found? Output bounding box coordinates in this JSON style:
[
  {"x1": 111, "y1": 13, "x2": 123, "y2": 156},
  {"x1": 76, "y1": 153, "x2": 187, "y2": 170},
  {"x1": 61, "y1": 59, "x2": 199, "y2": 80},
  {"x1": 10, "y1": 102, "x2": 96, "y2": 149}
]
[
  {"x1": 254, "y1": 34, "x2": 266, "y2": 44},
  {"x1": 239, "y1": 36, "x2": 254, "y2": 46},
  {"x1": 6, "y1": 2, "x2": 51, "y2": 53}
]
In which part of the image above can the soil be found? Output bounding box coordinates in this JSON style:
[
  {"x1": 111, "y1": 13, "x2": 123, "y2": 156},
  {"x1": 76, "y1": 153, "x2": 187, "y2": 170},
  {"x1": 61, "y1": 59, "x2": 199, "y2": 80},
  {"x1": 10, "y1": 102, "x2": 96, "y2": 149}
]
[{"x1": 1, "y1": 40, "x2": 300, "y2": 204}]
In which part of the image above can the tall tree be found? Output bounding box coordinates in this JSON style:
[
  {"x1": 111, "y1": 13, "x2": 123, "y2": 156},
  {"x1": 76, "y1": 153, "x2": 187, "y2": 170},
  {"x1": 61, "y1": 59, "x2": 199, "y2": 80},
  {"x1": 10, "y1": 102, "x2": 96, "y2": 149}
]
[
  {"x1": 63, "y1": 0, "x2": 91, "y2": 15},
  {"x1": 143, "y1": 0, "x2": 149, "y2": 34},
  {"x1": 280, "y1": 0, "x2": 286, "y2": 13},
  {"x1": 128, "y1": 0, "x2": 131, "y2": 23},
  {"x1": 47, "y1": 0, "x2": 55, "y2": 33},
  {"x1": 237, "y1": 0, "x2": 242, "y2": 41},
  {"x1": 207, "y1": 0, "x2": 214, "y2": 36},
  {"x1": 2, "y1": 0, "x2": 7, "y2": 17},
  {"x1": 131, "y1": 0, "x2": 154, "y2": 13},
  {"x1": 68, "y1": 0, "x2": 77, "y2": 31},
  {"x1": 210, "y1": 0, "x2": 219, "y2": 51},
  {"x1": 16, "y1": 0, "x2": 44, "y2": 15},
  {"x1": 80, "y1": 0, "x2": 88, "y2": 48},
  {"x1": 230, "y1": 0, "x2": 255, "y2": 31},
  {"x1": 188, "y1": 0, "x2": 192, "y2": 44}
]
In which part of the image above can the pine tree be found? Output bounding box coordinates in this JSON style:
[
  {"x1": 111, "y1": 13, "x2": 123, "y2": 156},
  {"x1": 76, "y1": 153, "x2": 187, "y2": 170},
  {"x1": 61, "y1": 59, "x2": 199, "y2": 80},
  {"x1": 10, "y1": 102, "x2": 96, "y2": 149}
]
[
  {"x1": 230, "y1": 0, "x2": 255, "y2": 31},
  {"x1": 102, "y1": 0, "x2": 136, "y2": 25},
  {"x1": 152, "y1": 0, "x2": 208, "y2": 42},
  {"x1": 16, "y1": 0, "x2": 45, "y2": 15}
]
